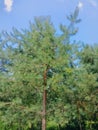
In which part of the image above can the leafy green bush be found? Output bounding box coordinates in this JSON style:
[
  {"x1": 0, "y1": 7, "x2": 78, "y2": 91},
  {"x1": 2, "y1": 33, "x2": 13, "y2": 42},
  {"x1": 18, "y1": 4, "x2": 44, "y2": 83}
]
[{"x1": 47, "y1": 121, "x2": 58, "y2": 130}]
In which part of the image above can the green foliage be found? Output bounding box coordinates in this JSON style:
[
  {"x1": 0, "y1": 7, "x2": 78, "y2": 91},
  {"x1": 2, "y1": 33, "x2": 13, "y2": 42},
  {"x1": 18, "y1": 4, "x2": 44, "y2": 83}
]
[
  {"x1": 0, "y1": 8, "x2": 97, "y2": 130},
  {"x1": 47, "y1": 121, "x2": 58, "y2": 130}
]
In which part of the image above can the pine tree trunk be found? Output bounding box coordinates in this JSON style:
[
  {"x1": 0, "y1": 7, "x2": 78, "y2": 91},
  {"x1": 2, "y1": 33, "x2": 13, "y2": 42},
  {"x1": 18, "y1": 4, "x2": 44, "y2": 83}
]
[
  {"x1": 42, "y1": 89, "x2": 47, "y2": 130},
  {"x1": 42, "y1": 67, "x2": 47, "y2": 130}
]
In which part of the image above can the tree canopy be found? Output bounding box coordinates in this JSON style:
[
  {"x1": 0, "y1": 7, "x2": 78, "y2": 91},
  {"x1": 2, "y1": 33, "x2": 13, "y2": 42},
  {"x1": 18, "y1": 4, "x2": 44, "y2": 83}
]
[{"x1": 0, "y1": 7, "x2": 98, "y2": 130}]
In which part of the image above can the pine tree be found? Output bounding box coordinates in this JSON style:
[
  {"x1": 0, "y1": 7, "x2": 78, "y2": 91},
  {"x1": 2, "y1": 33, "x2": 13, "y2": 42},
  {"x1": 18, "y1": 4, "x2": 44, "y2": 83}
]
[{"x1": 0, "y1": 16, "x2": 79, "y2": 129}]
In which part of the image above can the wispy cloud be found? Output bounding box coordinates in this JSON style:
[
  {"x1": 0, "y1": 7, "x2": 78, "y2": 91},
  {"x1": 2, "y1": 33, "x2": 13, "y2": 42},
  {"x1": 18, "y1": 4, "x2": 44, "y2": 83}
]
[
  {"x1": 78, "y1": 1, "x2": 84, "y2": 9},
  {"x1": 4, "y1": 0, "x2": 13, "y2": 12},
  {"x1": 88, "y1": 0, "x2": 97, "y2": 7}
]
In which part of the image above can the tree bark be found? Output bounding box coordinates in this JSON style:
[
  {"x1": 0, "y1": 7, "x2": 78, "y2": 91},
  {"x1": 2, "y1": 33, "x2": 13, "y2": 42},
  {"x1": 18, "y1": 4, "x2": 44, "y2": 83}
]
[
  {"x1": 42, "y1": 67, "x2": 48, "y2": 130},
  {"x1": 42, "y1": 89, "x2": 47, "y2": 130}
]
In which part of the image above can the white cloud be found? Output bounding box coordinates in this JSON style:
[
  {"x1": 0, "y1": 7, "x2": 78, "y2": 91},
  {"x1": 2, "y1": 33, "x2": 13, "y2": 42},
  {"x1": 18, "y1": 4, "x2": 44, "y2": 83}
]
[
  {"x1": 78, "y1": 1, "x2": 83, "y2": 9},
  {"x1": 4, "y1": 0, "x2": 13, "y2": 12},
  {"x1": 88, "y1": 0, "x2": 97, "y2": 7}
]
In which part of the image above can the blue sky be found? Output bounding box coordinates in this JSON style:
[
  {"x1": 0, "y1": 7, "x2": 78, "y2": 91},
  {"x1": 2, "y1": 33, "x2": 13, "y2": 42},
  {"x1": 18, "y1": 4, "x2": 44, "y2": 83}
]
[{"x1": 0, "y1": 0, "x2": 98, "y2": 44}]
